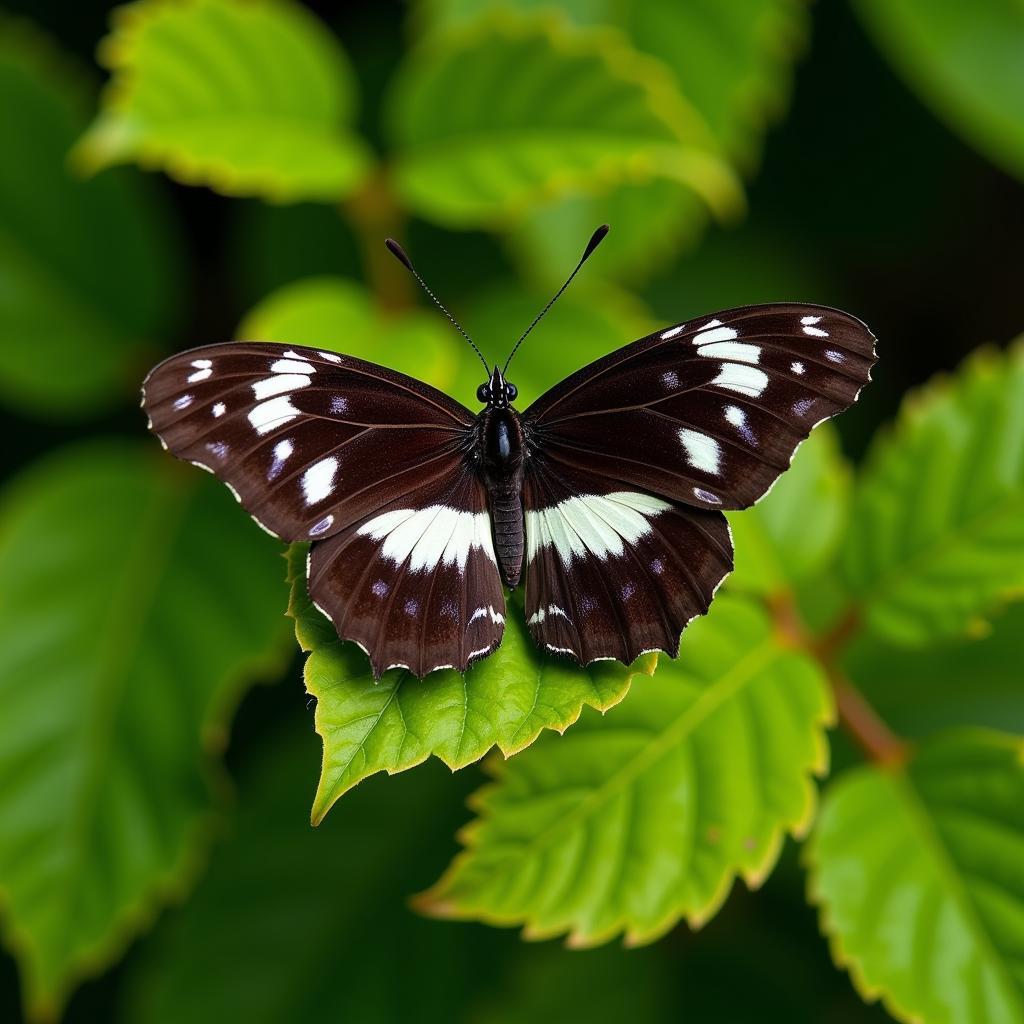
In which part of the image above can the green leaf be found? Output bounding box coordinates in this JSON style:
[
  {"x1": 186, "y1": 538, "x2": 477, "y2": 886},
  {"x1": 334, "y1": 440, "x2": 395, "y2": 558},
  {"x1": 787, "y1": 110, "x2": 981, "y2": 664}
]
[
  {"x1": 839, "y1": 343, "x2": 1024, "y2": 647},
  {"x1": 75, "y1": 0, "x2": 372, "y2": 202},
  {"x1": 388, "y1": 11, "x2": 741, "y2": 227},
  {"x1": 0, "y1": 442, "x2": 291, "y2": 1019},
  {"x1": 855, "y1": 0, "x2": 1024, "y2": 183},
  {"x1": 286, "y1": 547, "x2": 656, "y2": 823},
  {"x1": 413, "y1": 0, "x2": 809, "y2": 280},
  {"x1": 807, "y1": 729, "x2": 1024, "y2": 1024},
  {"x1": 0, "y1": 17, "x2": 182, "y2": 418},
  {"x1": 729, "y1": 425, "x2": 852, "y2": 597},
  {"x1": 239, "y1": 276, "x2": 461, "y2": 390},
  {"x1": 418, "y1": 596, "x2": 832, "y2": 946}
]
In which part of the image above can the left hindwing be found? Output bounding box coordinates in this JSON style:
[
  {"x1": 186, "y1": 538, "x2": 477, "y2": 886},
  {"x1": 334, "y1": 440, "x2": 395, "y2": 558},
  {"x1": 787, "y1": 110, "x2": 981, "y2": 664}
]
[{"x1": 523, "y1": 303, "x2": 876, "y2": 512}]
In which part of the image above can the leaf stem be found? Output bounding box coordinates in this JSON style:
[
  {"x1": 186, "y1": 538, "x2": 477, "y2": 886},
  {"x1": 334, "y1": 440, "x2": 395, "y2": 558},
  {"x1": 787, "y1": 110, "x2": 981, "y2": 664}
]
[
  {"x1": 341, "y1": 170, "x2": 412, "y2": 312},
  {"x1": 767, "y1": 592, "x2": 906, "y2": 766}
]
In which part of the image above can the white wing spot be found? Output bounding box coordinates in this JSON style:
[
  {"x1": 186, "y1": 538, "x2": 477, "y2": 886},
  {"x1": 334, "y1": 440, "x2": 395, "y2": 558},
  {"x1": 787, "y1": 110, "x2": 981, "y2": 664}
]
[
  {"x1": 661, "y1": 370, "x2": 679, "y2": 389},
  {"x1": 318, "y1": 351, "x2": 342, "y2": 363},
  {"x1": 205, "y1": 441, "x2": 229, "y2": 460},
  {"x1": 660, "y1": 324, "x2": 685, "y2": 339},
  {"x1": 271, "y1": 358, "x2": 315, "y2": 375},
  {"x1": 302, "y1": 456, "x2": 339, "y2": 505},
  {"x1": 724, "y1": 404, "x2": 756, "y2": 445},
  {"x1": 253, "y1": 373, "x2": 310, "y2": 400},
  {"x1": 269, "y1": 438, "x2": 293, "y2": 481},
  {"x1": 173, "y1": 395, "x2": 193, "y2": 411},
  {"x1": 330, "y1": 395, "x2": 349, "y2": 415},
  {"x1": 697, "y1": 341, "x2": 760, "y2": 364},
  {"x1": 191, "y1": 359, "x2": 212, "y2": 368},
  {"x1": 249, "y1": 395, "x2": 299, "y2": 435},
  {"x1": 693, "y1": 324, "x2": 738, "y2": 346},
  {"x1": 187, "y1": 367, "x2": 212, "y2": 383},
  {"x1": 713, "y1": 363, "x2": 769, "y2": 397},
  {"x1": 825, "y1": 349, "x2": 844, "y2": 363},
  {"x1": 372, "y1": 579, "x2": 389, "y2": 597},
  {"x1": 678, "y1": 429, "x2": 721, "y2": 475},
  {"x1": 791, "y1": 361, "x2": 805, "y2": 375},
  {"x1": 793, "y1": 398, "x2": 816, "y2": 417},
  {"x1": 693, "y1": 487, "x2": 722, "y2": 505},
  {"x1": 212, "y1": 401, "x2": 226, "y2": 417}
]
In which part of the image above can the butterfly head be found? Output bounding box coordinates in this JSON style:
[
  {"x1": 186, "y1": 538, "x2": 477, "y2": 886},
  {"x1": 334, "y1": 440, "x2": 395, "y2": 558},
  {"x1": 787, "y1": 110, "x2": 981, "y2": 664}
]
[{"x1": 477, "y1": 366, "x2": 517, "y2": 408}]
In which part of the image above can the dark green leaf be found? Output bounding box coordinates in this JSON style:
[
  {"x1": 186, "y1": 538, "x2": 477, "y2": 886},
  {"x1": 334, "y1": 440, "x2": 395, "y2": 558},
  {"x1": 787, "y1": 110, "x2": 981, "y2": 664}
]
[{"x1": 0, "y1": 442, "x2": 291, "y2": 1018}]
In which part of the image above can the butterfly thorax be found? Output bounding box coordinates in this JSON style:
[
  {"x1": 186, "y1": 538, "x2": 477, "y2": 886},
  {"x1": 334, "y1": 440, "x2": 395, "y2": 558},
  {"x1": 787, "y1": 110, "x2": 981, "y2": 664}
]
[{"x1": 477, "y1": 404, "x2": 525, "y2": 588}]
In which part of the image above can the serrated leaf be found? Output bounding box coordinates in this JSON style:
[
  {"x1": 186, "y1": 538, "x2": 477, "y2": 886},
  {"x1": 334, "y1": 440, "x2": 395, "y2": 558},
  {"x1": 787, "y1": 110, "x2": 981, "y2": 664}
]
[
  {"x1": 239, "y1": 276, "x2": 461, "y2": 390},
  {"x1": 0, "y1": 442, "x2": 291, "y2": 1019},
  {"x1": 388, "y1": 11, "x2": 741, "y2": 227},
  {"x1": 729, "y1": 425, "x2": 852, "y2": 597},
  {"x1": 287, "y1": 547, "x2": 656, "y2": 823},
  {"x1": 807, "y1": 729, "x2": 1024, "y2": 1024},
  {"x1": 0, "y1": 17, "x2": 182, "y2": 418},
  {"x1": 76, "y1": 0, "x2": 372, "y2": 202},
  {"x1": 855, "y1": 0, "x2": 1024, "y2": 183},
  {"x1": 839, "y1": 343, "x2": 1024, "y2": 647},
  {"x1": 418, "y1": 596, "x2": 832, "y2": 946},
  {"x1": 413, "y1": 0, "x2": 808, "y2": 280}
]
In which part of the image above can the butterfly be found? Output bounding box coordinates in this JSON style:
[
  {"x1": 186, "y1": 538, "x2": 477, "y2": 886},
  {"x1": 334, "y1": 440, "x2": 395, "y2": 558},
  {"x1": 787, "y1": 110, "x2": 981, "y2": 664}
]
[{"x1": 143, "y1": 226, "x2": 876, "y2": 679}]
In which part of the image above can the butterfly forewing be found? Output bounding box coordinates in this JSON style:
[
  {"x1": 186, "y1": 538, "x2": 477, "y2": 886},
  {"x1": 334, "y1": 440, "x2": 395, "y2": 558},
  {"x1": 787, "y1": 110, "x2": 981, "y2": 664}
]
[
  {"x1": 142, "y1": 341, "x2": 502, "y2": 677},
  {"x1": 524, "y1": 304, "x2": 876, "y2": 511}
]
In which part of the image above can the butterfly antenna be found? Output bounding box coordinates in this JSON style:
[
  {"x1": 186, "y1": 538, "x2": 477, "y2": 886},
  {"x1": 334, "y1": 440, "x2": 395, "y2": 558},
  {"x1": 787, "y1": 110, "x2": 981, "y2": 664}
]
[
  {"x1": 384, "y1": 238, "x2": 489, "y2": 375},
  {"x1": 503, "y1": 224, "x2": 609, "y2": 374}
]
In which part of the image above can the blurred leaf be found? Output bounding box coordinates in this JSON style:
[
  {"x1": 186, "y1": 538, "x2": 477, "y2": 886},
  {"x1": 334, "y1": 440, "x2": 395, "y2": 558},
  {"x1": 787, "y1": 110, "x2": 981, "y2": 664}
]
[
  {"x1": 845, "y1": 602, "x2": 1024, "y2": 738},
  {"x1": 388, "y1": 11, "x2": 741, "y2": 227},
  {"x1": 807, "y1": 729, "x2": 1024, "y2": 1024},
  {"x1": 855, "y1": 0, "x2": 1024, "y2": 183},
  {"x1": 839, "y1": 343, "x2": 1024, "y2": 647},
  {"x1": 239, "y1": 276, "x2": 461, "y2": 391},
  {"x1": 0, "y1": 17, "x2": 181, "y2": 419},
  {"x1": 454, "y1": 281, "x2": 654, "y2": 407},
  {"x1": 419, "y1": 597, "x2": 832, "y2": 946},
  {"x1": 287, "y1": 547, "x2": 656, "y2": 824},
  {"x1": 123, "y1": 724, "x2": 501, "y2": 1023},
  {"x1": 75, "y1": 0, "x2": 372, "y2": 202},
  {"x1": 729, "y1": 425, "x2": 852, "y2": 597},
  {"x1": 413, "y1": 0, "x2": 809, "y2": 280},
  {"x1": 0, "y1": 442, "x2": 291, "y2": 1019}
]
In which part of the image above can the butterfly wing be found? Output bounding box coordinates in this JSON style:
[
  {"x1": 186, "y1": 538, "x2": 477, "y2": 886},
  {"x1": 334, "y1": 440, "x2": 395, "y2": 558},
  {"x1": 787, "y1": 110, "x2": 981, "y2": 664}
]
[
  {"x1": 143, "y1": 342, "x2": 504, "y2": 677},
  {"x1": 520, "y1": 303, "x2": 876, "y2": 662},
  {"x1": 524, "y1": 303, "x2": 876, "y2": 511}
]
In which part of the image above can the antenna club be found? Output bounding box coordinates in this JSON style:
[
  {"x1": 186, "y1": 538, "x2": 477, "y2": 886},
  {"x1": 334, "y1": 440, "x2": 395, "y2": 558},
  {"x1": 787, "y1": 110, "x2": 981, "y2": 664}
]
[
  {"x1": 384, "y1": 238, "x2": 414, "y2": 271},
  {"x1": 584, "y1": 224, "x2": 610, "y2": 259}
]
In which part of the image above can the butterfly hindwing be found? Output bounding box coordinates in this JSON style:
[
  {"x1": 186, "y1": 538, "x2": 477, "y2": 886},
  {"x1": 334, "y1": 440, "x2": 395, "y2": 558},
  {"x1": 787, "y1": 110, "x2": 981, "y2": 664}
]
[
  {"x1": 524, "y1": 304, "x2": 876, "y2": 512},
  {"x1": 522, "y1": 460, "x2": 732, "y2": 664},
  {"x1": 143, "y1": 341, "x2": 502, "y2": 677}
]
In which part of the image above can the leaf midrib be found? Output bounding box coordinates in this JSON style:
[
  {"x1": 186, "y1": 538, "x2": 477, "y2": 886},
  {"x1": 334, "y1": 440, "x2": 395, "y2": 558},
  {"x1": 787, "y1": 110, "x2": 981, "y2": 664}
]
[
  {"x1": 892, "y1": 771, "x2": 1024, "y2": 1015},
  {"x1": 510, "y1": 641, "x2": 783, "y2": 858}
]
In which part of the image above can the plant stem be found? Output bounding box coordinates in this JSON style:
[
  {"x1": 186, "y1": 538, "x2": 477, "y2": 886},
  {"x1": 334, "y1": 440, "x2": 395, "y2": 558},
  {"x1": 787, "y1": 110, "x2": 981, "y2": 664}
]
[
  {"x1": 767, "y1": 591, "x2": 907, "y2": 766},
  {"x1": 342, "y1": 170, "x2": 412, "y2": 312}
]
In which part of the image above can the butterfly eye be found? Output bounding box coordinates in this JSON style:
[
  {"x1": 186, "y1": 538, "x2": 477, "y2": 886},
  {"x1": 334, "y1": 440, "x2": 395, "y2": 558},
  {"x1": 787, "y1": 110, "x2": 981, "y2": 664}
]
[
  {"x1": 476, "y1": 383, "x2": 490, "y2": 403},
  {"x1": 506, "y1": 383, "x2": 518, "y2": 401}
]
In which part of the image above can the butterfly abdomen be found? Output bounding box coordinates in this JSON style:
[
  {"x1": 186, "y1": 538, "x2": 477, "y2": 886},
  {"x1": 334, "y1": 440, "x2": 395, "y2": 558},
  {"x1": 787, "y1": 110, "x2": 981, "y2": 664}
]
[{"x1": 478, "y1": 407, "x2": 525, "y2": 588}]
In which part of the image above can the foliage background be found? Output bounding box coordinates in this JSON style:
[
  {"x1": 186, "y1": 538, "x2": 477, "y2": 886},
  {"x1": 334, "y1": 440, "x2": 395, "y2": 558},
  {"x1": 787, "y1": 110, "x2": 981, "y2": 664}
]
[{"x1": 0, "y1": 0, "x2": 1022, "y2": 1021}]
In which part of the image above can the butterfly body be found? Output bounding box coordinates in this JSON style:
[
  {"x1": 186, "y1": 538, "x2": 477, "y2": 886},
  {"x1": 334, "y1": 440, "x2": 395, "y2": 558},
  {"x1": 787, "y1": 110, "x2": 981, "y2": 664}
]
[{"x1": 143, "y1": 302, "x2": 876, "y2": 679}]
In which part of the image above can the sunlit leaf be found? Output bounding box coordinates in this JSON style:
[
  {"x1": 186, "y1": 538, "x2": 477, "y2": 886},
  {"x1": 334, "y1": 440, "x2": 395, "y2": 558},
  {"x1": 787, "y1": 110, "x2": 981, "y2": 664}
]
[
  {"x1": 76, "y1": 0, "x2": 372, "y2": 202},
  {"x1": 729, "y1": 425, "x2": 852, "y2": 597},
  {"x1": 0, "y1": 442, "x2": 291, "y2": 1019},
  {"x1": 839, "y1": 343, "x2": 1024, "y2": 647},
  {"x1": 855, "y1": 0, "x2": 1024, "y2": 182},
  {"x1": 389, "y1": 10, "x2": 741, "y2": 227},
  {"x1": 419, "y1": 597, "x2": 832, "y2": 946},
  {"x1": 287, "y1": 547, "x2": 655, "y2": 823},
  {"x1": 807, "y1": 729, "x2": 1024, "y2": 1024},
  {"x1": 413, "y1": 0, "x2": 809, "y2": 280},
  {"x1": 239, "y1": 276, "x2": 461, "y2": 391},
  {"x1": 0, "y1": 17, "x2": 181, "y2": 418}
]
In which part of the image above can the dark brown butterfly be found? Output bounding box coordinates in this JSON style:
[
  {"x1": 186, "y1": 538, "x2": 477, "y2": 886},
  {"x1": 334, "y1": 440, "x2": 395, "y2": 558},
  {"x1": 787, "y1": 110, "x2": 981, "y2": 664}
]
[{"x1": 143, "y1": 227, "x2": 876, "y2": 678}]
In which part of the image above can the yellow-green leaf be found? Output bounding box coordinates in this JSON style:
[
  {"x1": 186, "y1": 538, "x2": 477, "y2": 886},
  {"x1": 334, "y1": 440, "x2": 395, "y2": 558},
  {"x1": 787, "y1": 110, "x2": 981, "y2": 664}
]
[
  {"x1": 76, "y1": 0, "x2": 372, "y2": 202},
  {"x1": 419, "y1": 596, "x2": 832, "y2": 946},
  {"x1": 807, "y1": 729, "x2": 1024, "y2": 1024}
]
